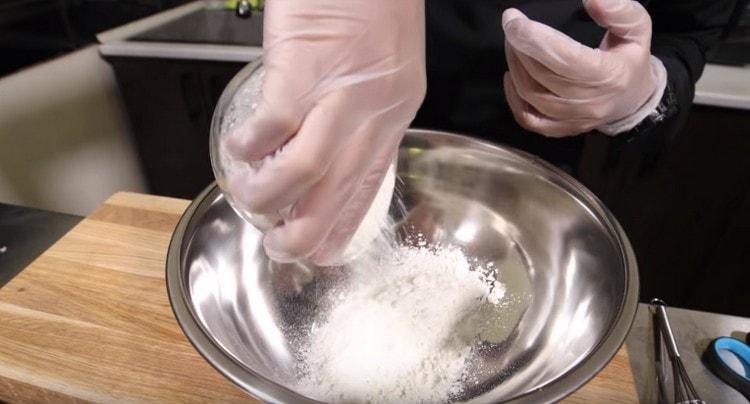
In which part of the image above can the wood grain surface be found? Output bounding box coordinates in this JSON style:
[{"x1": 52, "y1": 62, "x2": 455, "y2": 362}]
[{"x1": 0, "y1": 192, "x2": 637, "y2": 403}]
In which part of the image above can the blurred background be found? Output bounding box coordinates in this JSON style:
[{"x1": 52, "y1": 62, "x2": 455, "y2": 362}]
[
  {"x1": 0, "y1": 0, "x2": 190, "y2": 215},
  {"x1": 0, "y1": 0, "x2": 748, "y2": 315}
]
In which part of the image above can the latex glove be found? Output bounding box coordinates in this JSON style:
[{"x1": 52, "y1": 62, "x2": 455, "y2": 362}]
[
  {"x1": 225, "y1": 0, "x2": 426, "y2": 264},
  {"x1": 502, "y1": 0, "x2": 667, "y2": 137}
]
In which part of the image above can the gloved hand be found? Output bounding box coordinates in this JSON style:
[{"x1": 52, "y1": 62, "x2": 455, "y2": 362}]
[
  {"x1": 502, "y1": 0, "x2": 667, "y2": 137},
  {"x1": 225, "y1": 0, "x2": 426, "y2": 264}
]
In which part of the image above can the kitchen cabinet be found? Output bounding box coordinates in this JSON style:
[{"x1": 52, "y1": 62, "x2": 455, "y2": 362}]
[
  {"x1": 98, "y1": 2, "x2": 261, "y2": 198},
  {"x1": 0, "y1": 0, "x2": 189, "y2": 77},
  {"x1": 581, "y1": 103, "x2": 750, "y2": 317},
  {"x1": 594, "y1": 64, "x2": 750, "y2": 317},
  {"x1": 106, "y1": 56, "x2": 244, "y2": 198}
]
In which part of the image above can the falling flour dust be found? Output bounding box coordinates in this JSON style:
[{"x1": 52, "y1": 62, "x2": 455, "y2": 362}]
[
  {"x1": 297, "y1": 238, "x2": 507, "y2": 404},
  {"x1": 226, "y1": 64, "x2": 517, "y2": 402}
]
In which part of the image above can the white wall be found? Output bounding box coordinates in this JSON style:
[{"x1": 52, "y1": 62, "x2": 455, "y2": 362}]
[{"x1": 0, "y1": 45, "x2": 148, "y2": 216}]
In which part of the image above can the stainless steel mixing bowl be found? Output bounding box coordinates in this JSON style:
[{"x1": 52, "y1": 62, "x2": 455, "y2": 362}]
[{"x1": 166, "y1": 129, "x2": 639, "y2": 403}]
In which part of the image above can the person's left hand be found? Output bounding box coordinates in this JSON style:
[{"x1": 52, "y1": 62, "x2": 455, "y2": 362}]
[{"x1": 502, "y1": 0, "x2": 666, "y2": 137}]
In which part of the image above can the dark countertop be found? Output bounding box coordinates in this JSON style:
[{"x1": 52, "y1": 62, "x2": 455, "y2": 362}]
[{"x1": 0, "y1": 203, "x2": 82, "y2": 288}]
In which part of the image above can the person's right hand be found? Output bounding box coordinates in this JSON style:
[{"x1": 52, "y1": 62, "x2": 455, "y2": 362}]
[{"x1": 225, "y1": 0, "x2": 426, "y2": 264}]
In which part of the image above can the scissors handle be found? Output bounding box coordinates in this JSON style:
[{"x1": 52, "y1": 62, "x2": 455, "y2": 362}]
[{"x1": 702, "y1": 336, "x2": 750, "y2": 400}]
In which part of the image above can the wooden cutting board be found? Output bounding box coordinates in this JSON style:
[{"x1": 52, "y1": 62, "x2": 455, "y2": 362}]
[{"x1": 0, "y1": 192, "x2": 638, "y2": 403}]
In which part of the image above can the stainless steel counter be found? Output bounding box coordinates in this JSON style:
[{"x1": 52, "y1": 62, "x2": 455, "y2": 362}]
[{"x1": 626, "y1": 303, "x2": 750, "y2": 403}]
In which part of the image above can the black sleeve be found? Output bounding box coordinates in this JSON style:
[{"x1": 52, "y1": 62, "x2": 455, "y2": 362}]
[
  {"x1": 579, "y1": 1, "x2": 738, "y2": 203},
  {"x1": 646, "y1": 0, "x2": 738, "y2": 134}
]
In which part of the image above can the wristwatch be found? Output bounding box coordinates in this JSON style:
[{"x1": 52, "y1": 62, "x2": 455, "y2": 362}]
[{"x1": 619, "y1": 80, "x2": 679, "y2": 143}]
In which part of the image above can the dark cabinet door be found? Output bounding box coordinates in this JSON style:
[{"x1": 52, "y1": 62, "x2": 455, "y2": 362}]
[
  {"x1": 580, "y1": 105, "x2": 750, "y2": 317},
  {"x1": 107, "y1": 57, "x2": 245, "y2": 199}
]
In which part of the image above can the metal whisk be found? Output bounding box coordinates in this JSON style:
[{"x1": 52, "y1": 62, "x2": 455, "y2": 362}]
[{"x1": 650, "y1": 298, "x2": 705, "y2": 404}]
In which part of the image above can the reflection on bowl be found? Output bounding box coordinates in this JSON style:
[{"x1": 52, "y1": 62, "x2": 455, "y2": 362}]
[{"x1": 167, "y1": 124, "x2": 638, "y2": 403}]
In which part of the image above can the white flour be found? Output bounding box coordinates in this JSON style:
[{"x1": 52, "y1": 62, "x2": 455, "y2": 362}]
[
  {"x1": 299, "y1": 243, "x2": 506, "y2": 403},
  {"x1": 333, "y1": 162, "x2": 396, "y2": 265}
]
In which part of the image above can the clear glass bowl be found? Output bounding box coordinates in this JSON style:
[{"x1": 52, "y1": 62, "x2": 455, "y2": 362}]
[
  {"x1": 210, "y1": 60, "x2": 277, "y2": 230},
  {"x1": 209, "y1": 60, "x2": 396, "y2": 263}
]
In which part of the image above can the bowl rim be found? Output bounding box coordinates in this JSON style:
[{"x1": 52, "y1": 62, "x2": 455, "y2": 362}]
[{"x1": 166, "y1": 129, "x2": 639, "y2": 404}]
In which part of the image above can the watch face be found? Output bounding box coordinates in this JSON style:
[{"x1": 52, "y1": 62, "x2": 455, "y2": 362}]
[{"x1": 653, "y1": 82, "x2": 678, "y2": 123}]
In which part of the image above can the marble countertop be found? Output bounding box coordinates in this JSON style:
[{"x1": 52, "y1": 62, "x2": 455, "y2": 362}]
[
  {"x1": 626, "y1": 303, "x2": 750, "y2": 403},
  {"x1": 695, "y1": 64, "x2": 750, "y2": 111}
]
